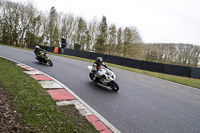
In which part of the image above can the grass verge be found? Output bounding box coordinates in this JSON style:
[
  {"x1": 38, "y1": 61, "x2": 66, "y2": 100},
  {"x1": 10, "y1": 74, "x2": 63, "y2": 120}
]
[
  {"x1": 0, "y1": 57, "x2": 98, "y2": 133},
  {"x1": 1, "y1": 43, "x2": 200, "y2": 89}
]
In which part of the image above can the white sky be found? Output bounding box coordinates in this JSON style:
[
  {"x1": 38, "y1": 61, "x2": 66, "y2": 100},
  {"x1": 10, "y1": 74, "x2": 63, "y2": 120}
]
[{"x1": 12, "y1": 0, "x2": 200, "y2": 45}]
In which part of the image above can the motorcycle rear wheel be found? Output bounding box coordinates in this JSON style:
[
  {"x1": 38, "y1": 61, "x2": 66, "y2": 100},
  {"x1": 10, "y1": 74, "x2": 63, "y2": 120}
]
[{"x1": 110, "y1": 81, "x2": 119, "y2": 92}]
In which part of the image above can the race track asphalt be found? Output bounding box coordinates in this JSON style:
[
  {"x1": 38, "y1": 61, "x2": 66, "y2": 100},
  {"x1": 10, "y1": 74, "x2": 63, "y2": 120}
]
[{"x1": 1, "y1": 45, "x2": 200, "y2": 133}]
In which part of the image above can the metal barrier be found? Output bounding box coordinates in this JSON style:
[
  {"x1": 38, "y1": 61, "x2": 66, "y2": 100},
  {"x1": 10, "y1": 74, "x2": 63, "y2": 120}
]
[{"x1": 36, "y1": 46, "x2": 200, "y2": 79}]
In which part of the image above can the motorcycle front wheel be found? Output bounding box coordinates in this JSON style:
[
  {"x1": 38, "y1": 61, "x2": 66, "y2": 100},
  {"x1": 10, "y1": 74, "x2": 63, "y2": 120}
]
[
  {"x1": 110, "y1": 81, "x2": 119, "y2": 92},
  {"x1": 47, "y1": 60, "x2": 53, "y2": 66},
  {"x1": 89, "y1": 73, "x2": 95, "y2": 81}
]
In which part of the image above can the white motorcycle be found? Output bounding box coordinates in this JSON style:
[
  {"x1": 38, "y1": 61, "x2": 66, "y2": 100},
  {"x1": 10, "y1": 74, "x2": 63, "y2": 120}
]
[{"x1": 87, "y1": 66, "x2": 119, "y2": 92}]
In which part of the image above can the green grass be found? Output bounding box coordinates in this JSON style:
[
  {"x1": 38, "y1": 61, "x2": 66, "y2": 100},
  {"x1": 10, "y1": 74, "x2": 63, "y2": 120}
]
[
  {"x1": 1, "y1": 43, "x2": 200, "y2": 89},
  {"x1": 0, "y1": 58, "x2": 98, "y2": 133}
]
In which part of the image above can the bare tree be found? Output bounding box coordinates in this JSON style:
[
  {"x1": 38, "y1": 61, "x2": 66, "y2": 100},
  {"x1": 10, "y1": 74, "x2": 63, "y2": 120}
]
[
  {"x1": 107, "y1": 24, "x2": 117, "y2": 54},
  {"x1": 18, "y1": 1, "x2": 36, "y2": 47},
  {"x1": 88, "y1": 17, "x2": 99, "y2": 50},
  {"x1": 2, "y1": 1, "x2": 20, "y2": 45},
  {"x1": 60, "y1": 13, "x2": 75, "y2": 47},
  {"x1": 143, "y1": 43, "x2": 200, "y2": 67},
  {"x1": 122, "y1": 27, "x2": 142, "y2": 58},
  {"x1": 75, "y1": 17, "x2": 87, "y2": 49}
]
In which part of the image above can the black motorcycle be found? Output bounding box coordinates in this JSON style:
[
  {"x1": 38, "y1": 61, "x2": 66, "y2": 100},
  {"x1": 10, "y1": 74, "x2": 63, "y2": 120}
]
[{"x1": 35, "y1": 51, "x2": 53, "y2": 66}]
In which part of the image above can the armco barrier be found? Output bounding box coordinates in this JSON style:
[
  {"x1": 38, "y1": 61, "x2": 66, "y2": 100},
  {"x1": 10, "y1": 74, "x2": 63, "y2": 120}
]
[
  {"x1": 58, "y1": 47, "x2": 62, "y2": 54},
  {"x1": 49, "y1": 46, "x2": 54, "y2": 53},
  {"x1": 37, "y1": 46, "x2": 200, "y2": 79},
  {"x1": 28, "y1": 45, "x2": 35, "y2": 49},
  {"x1": 43, "y1": 46, "x2": 47, "y2": 50},
  {"x1": 44, "y1": 46, "x2": 50, "y2": 52},
  {"x1": 141, "y1": 61, "x2": 165, "y2": 73},
  {"x1": 47, "y1": 46, "x2": 51, "y2": 52},
  {"x1": 190, "y1": 67, "x2": 200, "y2": 79},
  {"x1": 105, "y1": 55, "x2": 123, "y2": 65},
  {"x1": 122, "y1": 58, "x2": 142, "y2": 69},
  {"x1": 164, "y1": 64, "x2": 191, "y2": 77},
  {"x1": 63, "y1": 48, "x2": 76, "y2": 56},
  {"x1": 122, "y1": 58, "x2": 132, "y2": 67},
  {"x1": 75, "y1": 50, "x2": 91, "y2": 59},
  {"x1": 89, "y1": 52, "x2": 106, "y2": 61}
]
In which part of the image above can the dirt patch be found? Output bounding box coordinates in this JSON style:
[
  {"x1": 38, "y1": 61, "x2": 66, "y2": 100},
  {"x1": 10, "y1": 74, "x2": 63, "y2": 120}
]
[
  {"x1": 0, "y1": 86, "x2": 97, "y2": 133},
  {"x1": 0, "y1": 87, "x2": 31, "y2": 133}
]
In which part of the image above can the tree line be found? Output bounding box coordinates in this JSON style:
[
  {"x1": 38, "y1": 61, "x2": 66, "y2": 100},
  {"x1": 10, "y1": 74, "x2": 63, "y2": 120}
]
[
  {"x1": 144, "y1": 43, "x2": 200, "y2": 67},
  {"x1": 0, "y1": 0, "x2": 199, "y2": 67}
]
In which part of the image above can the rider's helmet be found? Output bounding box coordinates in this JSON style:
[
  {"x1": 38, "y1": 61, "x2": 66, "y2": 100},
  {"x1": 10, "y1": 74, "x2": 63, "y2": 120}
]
[
  {"x1": 96, "y1": 57, "x2": 103, "y2": 65},
  {"x1": 35, "y1": 45, "x2": 40, "y2": 50},
  {"x1": 35, "y1": 45, "x2": 41, "y2": 52}
]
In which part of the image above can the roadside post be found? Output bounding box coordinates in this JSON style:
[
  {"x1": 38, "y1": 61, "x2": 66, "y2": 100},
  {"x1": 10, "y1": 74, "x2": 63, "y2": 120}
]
[{"x1": 61, "y1": 38, "x2": 66, "y2": 54}]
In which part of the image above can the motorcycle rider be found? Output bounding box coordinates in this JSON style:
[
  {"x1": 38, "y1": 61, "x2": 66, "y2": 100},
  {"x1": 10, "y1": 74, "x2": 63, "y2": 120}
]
[
  {"x1": 34, "y1": 45, "x2": 46, "y2": 60},
  {"x1": 92, "y1": 57, "x2": 111, "y2": 80}
]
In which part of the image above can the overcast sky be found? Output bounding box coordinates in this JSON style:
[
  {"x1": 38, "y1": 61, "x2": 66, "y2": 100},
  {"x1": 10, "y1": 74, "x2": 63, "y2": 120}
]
[{"x1": 12, "y1": 0, "x2": 200, "y2": 45}]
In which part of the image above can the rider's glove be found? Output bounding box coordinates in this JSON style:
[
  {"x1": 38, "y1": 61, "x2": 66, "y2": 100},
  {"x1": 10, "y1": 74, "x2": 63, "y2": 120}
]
[{"x1": 94, "y1": 68, "x2": 97, "y2": 72}]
